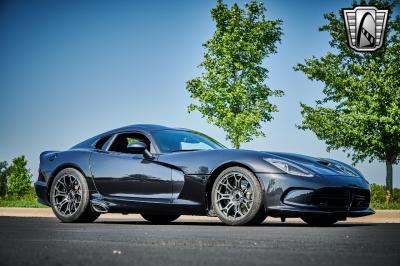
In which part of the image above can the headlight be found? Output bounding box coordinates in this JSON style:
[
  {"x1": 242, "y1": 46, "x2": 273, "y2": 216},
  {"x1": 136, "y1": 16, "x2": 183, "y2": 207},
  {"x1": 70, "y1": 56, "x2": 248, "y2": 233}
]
[{"x1": 264, "y1": 158, "x2": 314, "y2": 177}]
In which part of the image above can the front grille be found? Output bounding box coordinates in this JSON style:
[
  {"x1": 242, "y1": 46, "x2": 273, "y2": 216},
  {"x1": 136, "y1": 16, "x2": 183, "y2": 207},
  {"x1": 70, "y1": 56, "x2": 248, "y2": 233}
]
[{"x1": 311, "y1": 188, "x2": 370, "y2": 211}]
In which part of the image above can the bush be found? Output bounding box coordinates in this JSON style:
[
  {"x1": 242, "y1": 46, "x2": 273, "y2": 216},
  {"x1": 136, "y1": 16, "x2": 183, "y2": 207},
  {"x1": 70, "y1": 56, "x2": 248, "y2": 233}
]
[
  {"x1": 370, "y1": 183, "x2": 386, "y2": 204},
  {"x1": 370, "y1": 183, "x2": 400, "y2": 207},
  {"x1": 0, "y1": 161, "x2": 10, "y2": 197},
  {"x1": 7, "y1": 156, "x2": 32, "y2": 198},
  {"x1": 371, "y1": 202, "x2": 400, "y2": 210},
  {"x1": 393, "y1": 188, "x2": 400, "y2": 203}
]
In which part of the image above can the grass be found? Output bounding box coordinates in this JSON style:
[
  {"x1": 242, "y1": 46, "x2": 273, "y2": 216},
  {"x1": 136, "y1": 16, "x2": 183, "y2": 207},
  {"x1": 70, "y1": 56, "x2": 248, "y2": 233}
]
[
  {"x1": 0, "y1": 198, "x2": 48, "y2": 208},
  {"x1": 0, "y1": 191, "x2": 48, "y2": 208},
  {"x1": 370, "y1": 202, "x2": 400, "y2": 210}
]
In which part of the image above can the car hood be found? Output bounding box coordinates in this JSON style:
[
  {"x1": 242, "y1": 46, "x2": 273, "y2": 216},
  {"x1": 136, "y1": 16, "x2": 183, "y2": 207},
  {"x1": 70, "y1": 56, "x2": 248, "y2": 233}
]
[{"x1": 262, "y1": 151, "x2": 362, "y2": 177}]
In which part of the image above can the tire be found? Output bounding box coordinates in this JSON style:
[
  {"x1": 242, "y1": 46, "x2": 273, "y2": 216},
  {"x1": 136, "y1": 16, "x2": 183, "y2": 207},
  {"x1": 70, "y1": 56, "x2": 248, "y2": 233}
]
[
  {"x1": 212, "y1": 166, "x2": 265, "y2": 226},
  {"x1": 301, "y1": 216, "x2": 338, "y2": 226},
  {"x1": 50, "y1": 168, "x2": 100, "y2": 223},
  {"x1": 248, "y1": 209, "x2": 268, "y2": 225},
  {"x1": 141, "y1": 214, "x2": 180, "y2": 224}
]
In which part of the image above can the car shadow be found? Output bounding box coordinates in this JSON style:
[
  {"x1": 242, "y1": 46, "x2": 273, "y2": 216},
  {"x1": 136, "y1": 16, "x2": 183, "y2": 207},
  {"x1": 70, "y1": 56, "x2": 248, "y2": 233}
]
[{"x1": 94, "y1": 220, "x2": 375, "y2": 227}]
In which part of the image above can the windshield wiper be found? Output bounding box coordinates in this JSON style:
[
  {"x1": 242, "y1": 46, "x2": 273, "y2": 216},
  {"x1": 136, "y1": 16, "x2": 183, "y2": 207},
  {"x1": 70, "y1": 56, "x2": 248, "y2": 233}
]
[{"x1": 169, "y1": 149, "x2": 202, "y2": 153}]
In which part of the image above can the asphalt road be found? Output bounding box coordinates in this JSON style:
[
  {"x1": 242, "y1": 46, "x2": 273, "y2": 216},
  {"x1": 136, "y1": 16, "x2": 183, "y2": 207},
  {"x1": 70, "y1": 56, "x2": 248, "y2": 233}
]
[{"x1": 0, "y1": 217, "x2": 399, "y2": 266}]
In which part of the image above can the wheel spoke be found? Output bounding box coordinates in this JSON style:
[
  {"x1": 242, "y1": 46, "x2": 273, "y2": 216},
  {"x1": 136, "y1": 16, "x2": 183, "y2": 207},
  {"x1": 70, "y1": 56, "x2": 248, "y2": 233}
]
[
  {"x1": 216, "y1": 195, "x2": 230, "y2": 202},
  {"x1": 60, "y1": 177, "x2": 68, "y2": 190},
  {"x1": 217, "y1": 191, "x2": 230, "y2": 198},
  {"x1": 234, "y1": 174, "x2": 241, "y2": 188},
  {"x1": 241, "y1": 202, "x2": 249, "y2": 212},
  {"x1": 219, "y1": 181, "x2": 234, "y2": 192},
  {"x1": 242, "y1": 197, "x2": 252, "y2": 204},
  {"x1": 237, "y1": 205, "x2": 244, "y2": 217},
  {"x1": 233, "y1": 205, "x2": 239, "y2": 218},
  {"x1": 56, "y1": 198, "x2": 68, "y2": 209},
  {"x1": 54, "y1": 189, "x2": 66, "y2": 197},
  {"x1": 222, "y1": 201, "x2": 234, "y2": 213}
]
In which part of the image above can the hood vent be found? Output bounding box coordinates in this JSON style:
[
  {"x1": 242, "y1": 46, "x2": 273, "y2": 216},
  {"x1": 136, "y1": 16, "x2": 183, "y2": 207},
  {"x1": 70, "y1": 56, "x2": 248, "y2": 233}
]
[
  {"x1": 317, "y1": 160, "x2": 358, "y2": 177},
  {"x1": 317, "y1": 160, "x2": 331, "y2": 166}
]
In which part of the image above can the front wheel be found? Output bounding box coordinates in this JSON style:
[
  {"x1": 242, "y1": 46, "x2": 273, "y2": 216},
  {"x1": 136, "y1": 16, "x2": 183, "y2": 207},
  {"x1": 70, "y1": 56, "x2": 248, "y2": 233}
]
[
  {"x1": 301, "y1": 216, "x2": 338, "y2": 226},
  {"x1": 141, "y1": 214, "x2": 180, "y2": 224},
  {"x1": 50, "y1": 168, "x2": 100, "y2": 223},
  {"x1": 212, "y1": 167, "x2": 265, "y2": 226}
]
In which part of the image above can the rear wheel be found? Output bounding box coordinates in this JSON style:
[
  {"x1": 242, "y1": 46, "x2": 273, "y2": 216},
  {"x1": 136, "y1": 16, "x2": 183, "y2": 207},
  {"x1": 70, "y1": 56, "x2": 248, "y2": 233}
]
[
  {"x1": 212, "y1": 167, "x2": 265, "y2": 226},
  {"x1": 301, "y1": 216, "x2": 338, "y2": 226},
  {"x1": 50, "y1": 168, "x2": 100, "y2": 223},
  {"x1": 141, "y1": 214, "x2": 180, "y2": 224}
]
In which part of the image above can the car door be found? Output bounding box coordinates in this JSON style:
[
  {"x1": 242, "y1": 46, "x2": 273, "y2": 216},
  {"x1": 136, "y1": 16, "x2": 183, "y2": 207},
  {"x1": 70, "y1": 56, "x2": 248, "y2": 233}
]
[{"x1": 90, "y1": 132, "x2": 172, "y2": 202}]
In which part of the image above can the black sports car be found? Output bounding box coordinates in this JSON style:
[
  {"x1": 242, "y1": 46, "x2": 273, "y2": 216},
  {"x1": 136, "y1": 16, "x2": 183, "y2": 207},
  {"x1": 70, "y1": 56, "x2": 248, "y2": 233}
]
[{"x1": 35, "y1": 124, "x2": 374, "y2": 226}]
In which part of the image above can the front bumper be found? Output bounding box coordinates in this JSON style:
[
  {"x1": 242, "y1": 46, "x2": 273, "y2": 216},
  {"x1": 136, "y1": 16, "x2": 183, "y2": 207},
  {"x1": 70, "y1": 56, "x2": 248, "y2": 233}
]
[
  {"x1": 34, "y1": 181, "x2": 50, "y2": 206},
  {"x1": 256, "y1": 173, "x2": 374, "y2": 219},
  {"x1": 267, "y1": 205, "x2": 375, "y2": 219}
]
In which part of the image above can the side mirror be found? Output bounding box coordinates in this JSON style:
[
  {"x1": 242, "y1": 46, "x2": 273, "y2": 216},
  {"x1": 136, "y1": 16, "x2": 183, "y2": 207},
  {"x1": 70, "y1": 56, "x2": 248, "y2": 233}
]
[{"x1": 127, "y1": 142, "x2": 153, "y2": 159}]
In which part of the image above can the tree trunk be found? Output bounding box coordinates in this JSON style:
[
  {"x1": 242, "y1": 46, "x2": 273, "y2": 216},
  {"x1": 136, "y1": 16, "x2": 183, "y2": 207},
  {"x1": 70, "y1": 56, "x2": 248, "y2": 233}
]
[
  {"x1": 231, "y1": 135, "x2": 240, "y2": 149},
  {"x1": 385, "y1": 159, "x2": 393, "y2": 197}
]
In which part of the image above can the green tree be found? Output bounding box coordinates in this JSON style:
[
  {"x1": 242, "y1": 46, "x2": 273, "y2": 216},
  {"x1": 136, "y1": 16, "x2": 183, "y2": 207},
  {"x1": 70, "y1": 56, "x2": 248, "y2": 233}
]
[
  {"x1": 294, "y1": 0, "x2": 400, "y2": 194},
  {"x1": 186, "y1": 0, "x2": 283, "y2": 148},
  {"x1": 8, "y1": 156, "x2": 32, "y2": 197},
  {"x1": 0, "y1": 161, "x2": 11, "y2": 197}
]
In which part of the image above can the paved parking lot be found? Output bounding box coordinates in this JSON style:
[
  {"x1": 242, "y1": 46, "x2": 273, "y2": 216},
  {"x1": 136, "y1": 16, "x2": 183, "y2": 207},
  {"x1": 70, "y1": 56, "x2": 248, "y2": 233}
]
[{"x1": 0, "y1": 216, "x2": 399, "y2": 266}]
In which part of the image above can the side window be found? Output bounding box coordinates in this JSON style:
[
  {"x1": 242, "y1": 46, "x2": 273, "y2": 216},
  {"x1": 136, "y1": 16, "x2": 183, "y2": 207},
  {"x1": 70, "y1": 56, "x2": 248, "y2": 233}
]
[
  {"x1": 181, "y1": 142, "x2": 211, "y2": 150},
  {"x1": 94, "y1": 135, "x2": 111, "y2": 150},
  {"x1": 108, "y1": 133, "x2": 151, "y2": 154}
]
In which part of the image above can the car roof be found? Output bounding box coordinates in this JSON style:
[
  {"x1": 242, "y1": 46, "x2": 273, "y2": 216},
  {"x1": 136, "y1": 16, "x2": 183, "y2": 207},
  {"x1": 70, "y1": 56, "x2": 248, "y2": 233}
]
[
  {"x1": 113, "y1": 124, "x2": 172, "y2": 133},
  {"x1": 71, "y1": 124, "x2": 186, "y2": 149}
]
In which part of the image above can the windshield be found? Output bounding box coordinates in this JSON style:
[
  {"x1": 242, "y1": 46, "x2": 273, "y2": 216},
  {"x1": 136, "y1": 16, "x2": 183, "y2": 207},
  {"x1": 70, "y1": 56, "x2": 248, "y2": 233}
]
[{"x1": 152, "y1": 129, "x2": 226, "y2": 153}]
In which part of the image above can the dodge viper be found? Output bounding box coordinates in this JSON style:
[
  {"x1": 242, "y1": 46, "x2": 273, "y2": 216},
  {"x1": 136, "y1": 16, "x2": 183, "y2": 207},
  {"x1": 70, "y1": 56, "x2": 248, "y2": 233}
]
[{"x1": 35, "y1": 124, "x2": 374, "y2": 226}]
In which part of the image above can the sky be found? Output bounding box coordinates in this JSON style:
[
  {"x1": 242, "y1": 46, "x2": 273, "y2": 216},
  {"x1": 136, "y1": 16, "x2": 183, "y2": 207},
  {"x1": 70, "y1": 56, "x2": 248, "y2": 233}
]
[{"x1": 0, "y1": 0, "x2": 399, "y2": 187}]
